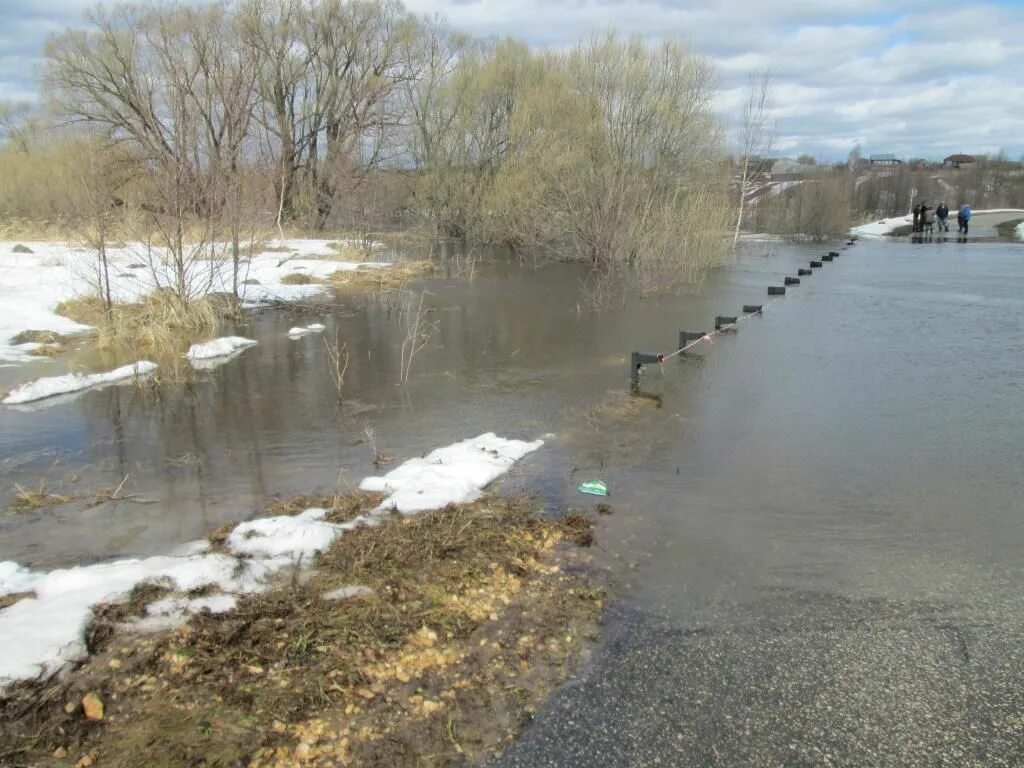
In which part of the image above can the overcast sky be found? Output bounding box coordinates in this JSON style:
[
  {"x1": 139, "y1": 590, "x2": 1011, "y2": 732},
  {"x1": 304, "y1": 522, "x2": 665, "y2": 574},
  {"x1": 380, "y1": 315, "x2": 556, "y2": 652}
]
[{"x1": 2, "y1": 0, "x2": 1022, "y2": 160}]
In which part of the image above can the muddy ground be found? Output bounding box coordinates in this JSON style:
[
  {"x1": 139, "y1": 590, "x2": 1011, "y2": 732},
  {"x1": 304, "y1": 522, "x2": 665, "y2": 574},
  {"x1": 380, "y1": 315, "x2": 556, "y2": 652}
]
[{"x1": 0, "y1": 494, "x2": 603, "y2": 768}]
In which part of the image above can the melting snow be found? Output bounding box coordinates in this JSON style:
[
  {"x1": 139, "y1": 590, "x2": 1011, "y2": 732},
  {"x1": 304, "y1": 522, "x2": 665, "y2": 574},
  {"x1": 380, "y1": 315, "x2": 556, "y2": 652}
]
[
  {"x1": 287, "y1": 323, "x2": 326, "y2": 338},
  {"x1": 2, "y1": 361, "x2": 157, "y2": 405},
  {"x1": 0, "y1": 239, "x2": 390, "y2": 364},
  {"x1": 185, "y1": 336, "x2": 257, "y2": 362},
  {"x1": 359, "y1": 433, "x2": 545, "y2": 514},
  {"x1": 0, "y1": 433, "x2": 541, "y2": 687},
  {"x1": 849, "y1": 214, "x2": 912, "y2": 238}
]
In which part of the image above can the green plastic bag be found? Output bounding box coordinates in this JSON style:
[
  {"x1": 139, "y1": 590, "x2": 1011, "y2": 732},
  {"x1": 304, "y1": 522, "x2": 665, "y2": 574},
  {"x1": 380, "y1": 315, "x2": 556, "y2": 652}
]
[{"x1": 577, "y1": 480, "x2": 609, "y2": 497}]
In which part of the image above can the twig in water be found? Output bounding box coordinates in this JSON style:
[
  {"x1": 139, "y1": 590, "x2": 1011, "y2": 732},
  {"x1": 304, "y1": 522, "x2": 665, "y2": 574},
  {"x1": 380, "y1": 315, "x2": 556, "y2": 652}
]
[
  {"x1": 399, "y1": 291, "x2": 437, "y2": 386},
  {"x1": 324, "y1": 331, "x2": 349, "y2": 403}
]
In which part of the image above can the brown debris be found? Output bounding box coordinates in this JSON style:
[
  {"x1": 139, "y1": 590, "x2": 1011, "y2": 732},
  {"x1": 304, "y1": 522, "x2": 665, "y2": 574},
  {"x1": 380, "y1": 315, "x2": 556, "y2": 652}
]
[
  {"x1": 81, "y1": 693, "x2": 104, "y2": 721},
  {"x1": 0, "y1": 494, "x2": 603, "y2": 768}
]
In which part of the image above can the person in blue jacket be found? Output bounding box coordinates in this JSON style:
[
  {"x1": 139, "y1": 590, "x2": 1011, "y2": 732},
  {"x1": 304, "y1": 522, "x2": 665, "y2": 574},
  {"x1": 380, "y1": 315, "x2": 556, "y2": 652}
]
[{"x1": 958, "y1": 203, "x2": 972, "y2": 234}]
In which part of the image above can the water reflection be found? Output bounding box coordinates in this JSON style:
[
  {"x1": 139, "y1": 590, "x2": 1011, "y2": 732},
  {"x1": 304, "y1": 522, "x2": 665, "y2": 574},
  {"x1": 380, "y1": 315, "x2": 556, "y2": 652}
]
[{"x1": 3, "y1": 237, "x2": 1023, "y2": 625}]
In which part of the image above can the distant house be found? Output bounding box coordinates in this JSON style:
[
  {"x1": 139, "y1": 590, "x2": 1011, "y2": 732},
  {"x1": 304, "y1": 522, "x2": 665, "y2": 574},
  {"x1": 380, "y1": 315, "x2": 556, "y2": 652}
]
[
  {"x1": 869, "y1": 154, "x2": 902, "y2": 166},
  {"x1": 943, "y1": 154, "x2": 977, "y2": 169}
]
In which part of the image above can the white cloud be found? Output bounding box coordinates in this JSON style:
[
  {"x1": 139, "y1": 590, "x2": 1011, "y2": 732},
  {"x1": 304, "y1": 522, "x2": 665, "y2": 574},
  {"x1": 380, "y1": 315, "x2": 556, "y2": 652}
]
[{"x1": 1, "y1": 0, "x2": 1020, "y2": 160}]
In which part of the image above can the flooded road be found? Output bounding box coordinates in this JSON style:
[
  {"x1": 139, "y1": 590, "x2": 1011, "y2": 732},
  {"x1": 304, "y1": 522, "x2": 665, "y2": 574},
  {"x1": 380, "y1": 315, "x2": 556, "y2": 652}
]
[{"x1": 3, "y1": 236, "x2": 1024, "y2": 764}]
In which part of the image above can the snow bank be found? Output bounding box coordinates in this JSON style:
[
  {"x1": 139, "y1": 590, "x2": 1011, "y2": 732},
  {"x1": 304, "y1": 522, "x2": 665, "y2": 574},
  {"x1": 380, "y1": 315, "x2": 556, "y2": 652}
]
[
  {"x1": 0, "y1": 433, "x2": 541, "y2": 687},
  {"x1": 287, "y1": 323, "x2": 326, "y2": 338},
  {"x1": 2, "y1": 361, "x2": 157, "y2": 406},
  {"x1": 851, "y1": 208, "x2": 1024, "y2": 238},
  {"x1": 850, "y1": 214, "x2": 912, "y2": 238},
  {"x1": 360, "y1": 433, "x2": 545, "y2": 514},
  {"x1": 186, "y1": 336, "x2": 257, "y2": 361},
  {"x1": 0, "y1": 553, "x2": 238, "y2": 684},
  {"x1": 227, "y1": 507, "x2": 373, "y2": 559},
  {"x1": 0, "y1": 239, "x2": 391, "y2": 365}
]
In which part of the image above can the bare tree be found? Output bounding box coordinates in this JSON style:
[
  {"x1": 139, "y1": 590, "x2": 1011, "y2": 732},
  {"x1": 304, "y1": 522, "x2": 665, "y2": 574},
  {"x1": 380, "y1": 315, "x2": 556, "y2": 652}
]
[
  {"x1": 46, "y1": 2, "x2": 261, "y2": 303},
  {"x1": 732, "y1": 70, "x2": 774, "y2": 249}
]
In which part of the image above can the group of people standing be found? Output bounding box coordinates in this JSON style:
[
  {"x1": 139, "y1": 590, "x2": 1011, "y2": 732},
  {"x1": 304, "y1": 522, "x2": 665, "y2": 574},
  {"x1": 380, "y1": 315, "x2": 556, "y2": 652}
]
[{"x1": 912, "y1": 201, "x2": 972, "y2": 234}]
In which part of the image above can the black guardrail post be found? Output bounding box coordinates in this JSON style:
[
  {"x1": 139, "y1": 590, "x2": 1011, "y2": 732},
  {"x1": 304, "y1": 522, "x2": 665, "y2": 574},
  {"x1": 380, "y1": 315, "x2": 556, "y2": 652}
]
[
  {"x1": 798, "y1": 268, "x2": 812, "y2": 276},
  {"x1": 715, "y1": 316, "x2": 738, "y2": 331},
  {"x1": 768, "y1": 286, "x2": 786, "y2": 296},
  {"x1": 785, "y1": 276, "x2": 801, "y2": 286},
  {"x1": 743, "y1": 304, "x2": 763, "y2": 314},
  {"x1": 630, "y1": 351, "x2": 663, "y2": 387},
  {"x1": 678, "y1": 331, "x2": 706, "y2": 352}
]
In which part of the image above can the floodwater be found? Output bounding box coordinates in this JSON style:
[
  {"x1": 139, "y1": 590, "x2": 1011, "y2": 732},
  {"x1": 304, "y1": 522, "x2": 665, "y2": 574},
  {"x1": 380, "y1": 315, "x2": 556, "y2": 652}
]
[{"x1": 3, "y1": 235, "x2": 1024, "y2": 764}]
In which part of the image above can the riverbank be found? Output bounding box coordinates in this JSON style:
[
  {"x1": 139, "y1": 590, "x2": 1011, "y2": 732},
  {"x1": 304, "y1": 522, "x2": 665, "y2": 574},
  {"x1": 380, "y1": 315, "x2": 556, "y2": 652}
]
[
  {"x1": 849, "y1": 208, "x2": 1024, "y2": 239},
  {"x1": 0, "y1": 493, "x2": 601, "y2": 767},
  {"x1": 0, "y1": 237, "x2": 407, "y2": 366}
]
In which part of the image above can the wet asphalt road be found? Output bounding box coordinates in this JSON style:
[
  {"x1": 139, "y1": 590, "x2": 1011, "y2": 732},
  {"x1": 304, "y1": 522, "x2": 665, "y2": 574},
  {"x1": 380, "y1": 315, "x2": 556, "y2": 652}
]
[
  {"x1": 496, "y1": 238, "x2": 1024, "y2": 767},
  {"x1": 496, "y1": 592, "x2": 1024, "y2": 767}
]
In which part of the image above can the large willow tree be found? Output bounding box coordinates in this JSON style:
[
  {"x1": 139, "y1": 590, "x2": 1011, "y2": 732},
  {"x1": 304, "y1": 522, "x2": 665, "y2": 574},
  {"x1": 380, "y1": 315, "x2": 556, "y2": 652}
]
[{"x1": 43, "y1": 0, "x2": 734, "y2": 296}]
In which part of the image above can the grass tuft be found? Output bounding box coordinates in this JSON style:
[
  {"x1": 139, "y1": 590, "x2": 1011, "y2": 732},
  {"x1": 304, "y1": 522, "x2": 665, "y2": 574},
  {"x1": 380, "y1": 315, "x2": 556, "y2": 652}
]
[{"x1": 56, "y1": 290, "x2": 238, "y2": 371}]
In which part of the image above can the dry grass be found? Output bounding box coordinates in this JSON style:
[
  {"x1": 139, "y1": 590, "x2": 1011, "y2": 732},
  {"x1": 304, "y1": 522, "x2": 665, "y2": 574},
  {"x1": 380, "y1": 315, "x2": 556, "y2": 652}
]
[
  {"x1": 0, "y1": 591, "x2": 35, "y2": 611},
  {"x1": 0, "y1": 217, "x2": 77, "y2": 241},
  {"x1": 9, "y1": 480, "x2": 75, "y2": 512},
  {"x1": 330, "y1": 260, "x2": 434, "y2": 291},
  {"x1": 56, "y1": 290, "x2": 235, "y2": 366},
  {"x1": 261, "y1": 490, "x2": 384, "y2": 524},
  {"x1": 26, "y1": 344, "x2": 67, "y2": 358},
  {"x1": 280, "y1": 272, "x2": 326, "y2": 286},
  {"x1": 325, "y1": 241, "x2": 375, "y2": 260},
  {"x1": 0, "y1": 494, "x2": 602, "y2": 768}
]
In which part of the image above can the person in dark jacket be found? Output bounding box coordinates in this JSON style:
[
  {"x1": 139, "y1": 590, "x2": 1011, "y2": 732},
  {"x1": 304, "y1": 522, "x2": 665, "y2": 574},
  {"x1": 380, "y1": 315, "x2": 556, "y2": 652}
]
[
  {"x1": 935, "y1": 202, "x2": 949, "y2": 232},
  {"x1": 919, "y1": 202, "x2": 932, "y2": 233},
  {"x1": 912, "y1": 203, "x2": 921, "y2": 232}
]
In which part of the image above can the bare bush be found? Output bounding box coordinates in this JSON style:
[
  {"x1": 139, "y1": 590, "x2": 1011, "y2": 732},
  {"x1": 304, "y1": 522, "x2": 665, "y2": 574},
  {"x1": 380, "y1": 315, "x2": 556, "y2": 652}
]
[
  {"x1": 324, "y1": 330, "x2": 350, "y2": 403},
  {"x1": 399, "y1": 290, "x2": 436, "y2": 385}
]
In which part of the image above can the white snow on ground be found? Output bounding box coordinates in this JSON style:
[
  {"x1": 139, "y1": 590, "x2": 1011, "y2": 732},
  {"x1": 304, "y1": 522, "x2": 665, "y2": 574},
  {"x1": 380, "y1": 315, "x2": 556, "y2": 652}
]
[
  {"x1": 288, "y1": 323, "x2": 326, "y2": 338},
  {"x1": 146, "y1": 594, "x2": 238, "y2": 618},
  {"x1": 360, "y1": 433, "x2": 545, "y2": 514},
  {"x1": 0, "y1": 433, "x2": 540, "y2": 687},
  {"x1": 227, "y1": 507, "x2": 374, "y2": 559},
  {"x1": 185, "y1": 336, "x2": 257, "y2": 362},
  {"x1": 0, "y1": 239, "x2": 391, "y2": 364},
  {"x1": 323, "y1": 585, "x2": 373, "y2": 601},
  {"x1": 849, "y1": 214, "x2": 913, "y2": 238},
  {"x1": 851, "y1": 209, "x2": 1024, "y2": 238},
  {"x1": 0, "y1": 554, "x2": 240, "y2": 684},
  {"x1": 2, "y1": 361, "x2": 157, "y2": 405}
]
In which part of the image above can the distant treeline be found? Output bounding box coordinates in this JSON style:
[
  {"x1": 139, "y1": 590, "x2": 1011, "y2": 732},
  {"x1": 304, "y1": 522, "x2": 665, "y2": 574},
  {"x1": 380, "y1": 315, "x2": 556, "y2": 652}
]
[
  {"x1": 0, "y1": 0, "x2": 741, "y2": 297},
  {"x1": 747, "y1": 153, "x2": 1024, "y2": 236}
]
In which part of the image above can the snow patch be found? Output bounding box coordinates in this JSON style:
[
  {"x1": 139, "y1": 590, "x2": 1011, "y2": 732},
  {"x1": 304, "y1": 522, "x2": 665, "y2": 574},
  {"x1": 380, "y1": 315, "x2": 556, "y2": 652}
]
[
  {"x1": 186, "y1": 336, "x2": 257, "y2": 362},
  {"x1": 323, "y1": 585, "x2": 373, "y2": 601},
  {"x1": 0, "y1": 433, "x2": 541, "y2": 687},
  {"x1": 360, "y1": 433, "x2": 544, "y2": 514},
  {"x1": 287, "y1": 323, "x2": 326, "y2": 338},
  {"x1": 0, "y1": 239, "x2": 391, "y2": 366},
  {"x1": 2, "y1": 361, "x2": 157, "y2": 405},
  {"x1": 146, "y1": 594, "x2": 237, "y2": 617},
  {"x1": 0, "y1": 553, "x2": 238, "y2": 684},
  {"x1": 229, "y1": 508, "x2": 343, "y2": 560},
  {"x1": 1017, "y1": 221, "x2": 1024, "y2": 241},
  {"x1": 849, "y1": 214, "x2": 912, "y2": 238}
]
